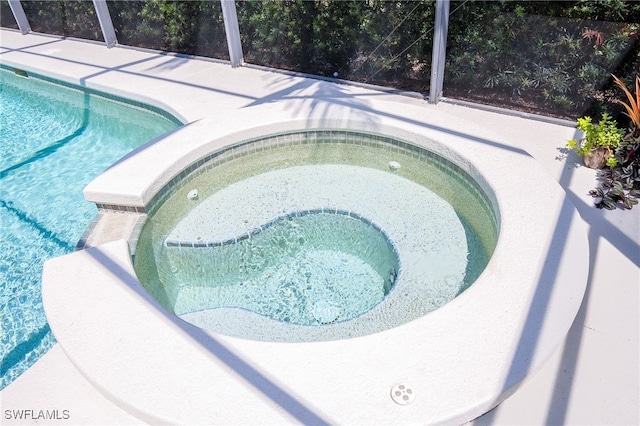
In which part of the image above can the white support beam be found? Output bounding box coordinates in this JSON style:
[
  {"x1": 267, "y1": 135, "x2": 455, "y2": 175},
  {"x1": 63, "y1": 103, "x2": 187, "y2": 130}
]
[
  {"x1": 429, "y1": 0, "x2": 450, "y2": 104},
  {"x1": 92, "y1": 0, "x2": 117, "y2": 48},
  {"x1": 8, "y1": 0, "x2": 31, "y2": 35},
  {"x1": 220, "y1": 0, "x2": 244, "y2": 67}
]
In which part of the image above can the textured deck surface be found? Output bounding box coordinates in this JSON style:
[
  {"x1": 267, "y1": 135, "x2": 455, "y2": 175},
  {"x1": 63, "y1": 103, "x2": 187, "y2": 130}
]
[{"x1": 1, "y1": 28, "x2": 638, "y2": 425}]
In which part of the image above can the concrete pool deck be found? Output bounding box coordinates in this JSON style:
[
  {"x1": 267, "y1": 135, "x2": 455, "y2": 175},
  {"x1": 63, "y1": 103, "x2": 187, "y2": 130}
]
[{"x1": 1, "y1": 29, "x2": 638, "y2": 425}]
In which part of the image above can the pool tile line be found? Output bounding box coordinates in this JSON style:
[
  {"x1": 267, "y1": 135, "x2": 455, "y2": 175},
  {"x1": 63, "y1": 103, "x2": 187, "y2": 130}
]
[
  {"x1": 164, "y1": 208, "x2": 397, "y2": 255},
  {"x1": 0, "y1": 199, "x2": 75, "y2": 253},
  {"x1": 129, "y1": 130, "x2": 498, "y2": 228},
  {"x1": 0, "y1": 122, "x2": 89, "y2": 180},
  {"x1": 0, "y1": 64, "x2": 184, "y2": 127},
  {"x1": 96, "y1": 203, "x2": 146, "y2": 214}
]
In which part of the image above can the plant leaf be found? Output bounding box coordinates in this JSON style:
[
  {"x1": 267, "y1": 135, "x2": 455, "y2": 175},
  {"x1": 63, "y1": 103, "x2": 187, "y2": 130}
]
[{"x1": 612, "y1": 74, "x2": 640, "y2": 129}]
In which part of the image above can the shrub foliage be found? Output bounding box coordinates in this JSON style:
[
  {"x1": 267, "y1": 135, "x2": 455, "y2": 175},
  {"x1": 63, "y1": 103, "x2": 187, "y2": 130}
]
[{"x1": 1, "y1": 0, "x2": 638, "y2": 121}]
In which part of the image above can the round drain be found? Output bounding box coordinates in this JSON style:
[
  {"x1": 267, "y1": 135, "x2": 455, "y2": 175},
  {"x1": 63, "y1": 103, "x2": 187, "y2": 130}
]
[
  {"x1": 312, "y1": 299, "x2": 341, "y2": 324},
  {"x1": 390, "y1": 384, "x2": 415, "y2": 405}
]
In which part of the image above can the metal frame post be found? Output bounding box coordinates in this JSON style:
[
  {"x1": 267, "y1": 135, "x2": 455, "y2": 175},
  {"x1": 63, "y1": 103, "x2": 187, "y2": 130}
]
[
  {"x1": 220, "y1": 0, "x2": 244, "y2": 67},
  {"x1": 8, "y1": 0, "x2": 31, "y2": 35},
  {"x1": 92, "y1": 0, "x2": 117, "y2": 48},
  {"x1": 429, "y1": 0, "x2": 450, "y2": 103}
]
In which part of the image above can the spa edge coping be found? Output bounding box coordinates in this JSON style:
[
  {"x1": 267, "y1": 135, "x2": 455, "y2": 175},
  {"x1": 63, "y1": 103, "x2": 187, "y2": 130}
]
[
  {"x1": 82, "y1": 114, "x2": 498, "y2": 214},
  {"x1": 43, "y1": 100, "x2": 590, "y2": 424}
]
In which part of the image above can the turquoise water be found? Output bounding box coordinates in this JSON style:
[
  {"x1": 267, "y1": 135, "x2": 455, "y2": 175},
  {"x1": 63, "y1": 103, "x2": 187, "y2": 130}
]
[
  {"x1": 0, "y1": 68, "x2": 180, "y2": 389},
  {"x1": 164, "y1": 211, "x2": 399, "y2": 325}
]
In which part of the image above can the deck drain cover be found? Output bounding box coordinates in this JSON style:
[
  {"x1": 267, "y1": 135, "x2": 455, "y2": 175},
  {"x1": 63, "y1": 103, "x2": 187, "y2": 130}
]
[{"x1": 391, "y1": 384, "x2": 415, "y2": 405}]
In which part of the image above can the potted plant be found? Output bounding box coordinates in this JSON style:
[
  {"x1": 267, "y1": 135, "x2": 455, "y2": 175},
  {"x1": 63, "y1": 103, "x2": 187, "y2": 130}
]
[
  {"x1": 566, "y1": 112, "x2": 623, "y2": 169},
  {"x1": 588, "y1": 74, "x2": 640, "y2": 210}
]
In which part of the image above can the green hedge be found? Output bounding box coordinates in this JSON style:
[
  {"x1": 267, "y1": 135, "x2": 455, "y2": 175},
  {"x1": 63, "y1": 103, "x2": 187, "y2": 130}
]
[{"x1": 1, "y1": 0, "x2": 638, "y2": 121}]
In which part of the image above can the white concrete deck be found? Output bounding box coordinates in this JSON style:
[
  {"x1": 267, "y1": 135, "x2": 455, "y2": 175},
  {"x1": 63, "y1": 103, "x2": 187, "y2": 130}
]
[{"x1": 1, "y1": 29, "x2": 638, "y2": 425}]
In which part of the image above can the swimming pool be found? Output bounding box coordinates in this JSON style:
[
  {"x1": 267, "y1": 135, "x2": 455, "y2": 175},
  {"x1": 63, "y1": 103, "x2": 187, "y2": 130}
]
[{"x1": 0, "y1": 67, "x2": 180, "y2": 389}]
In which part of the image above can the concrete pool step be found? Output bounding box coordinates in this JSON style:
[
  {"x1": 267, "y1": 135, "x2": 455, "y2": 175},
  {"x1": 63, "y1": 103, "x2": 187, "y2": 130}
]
[{"x1": 164, "y1": 207, "x2": 388, "y2": 248}]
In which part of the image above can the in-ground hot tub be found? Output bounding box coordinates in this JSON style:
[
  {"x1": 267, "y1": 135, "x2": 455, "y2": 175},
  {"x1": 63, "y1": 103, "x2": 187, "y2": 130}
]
[
  {"x1": 133, "y1": 130, "x2": 499, "y2": 341},
  {"x1": 45, "y1": 112, "x2": 589, "y2": 425}
]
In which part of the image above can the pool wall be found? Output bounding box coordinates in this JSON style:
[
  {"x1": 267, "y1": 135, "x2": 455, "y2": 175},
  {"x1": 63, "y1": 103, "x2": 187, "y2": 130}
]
[{"x1": 41, "y1": 101, "x2": 589, "y2": 424}]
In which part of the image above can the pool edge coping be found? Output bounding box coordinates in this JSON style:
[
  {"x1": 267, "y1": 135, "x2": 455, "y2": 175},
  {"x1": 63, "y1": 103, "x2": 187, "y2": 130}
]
[{"x1": 43, "y1": 106, "x2": 590, "y2": 425}]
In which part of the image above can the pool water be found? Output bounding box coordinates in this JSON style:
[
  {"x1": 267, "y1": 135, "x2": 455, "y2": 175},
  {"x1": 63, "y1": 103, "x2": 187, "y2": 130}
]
[
  {"x1": 0, "y1": 68, "x2": 180, "y2": 389},
  {"x1": 135, "y1": 133, "x2": 499, "y2": 342},
  {"x1": 165, "y1": 211, "x2": 399, "y2": 325}
]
